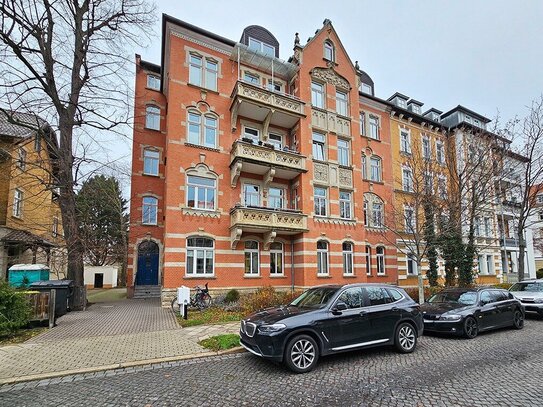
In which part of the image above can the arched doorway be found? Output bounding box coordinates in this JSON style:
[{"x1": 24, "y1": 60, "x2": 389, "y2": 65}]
[{"x1": 136, "y1": 241, "x2": 159, "y2": 286}]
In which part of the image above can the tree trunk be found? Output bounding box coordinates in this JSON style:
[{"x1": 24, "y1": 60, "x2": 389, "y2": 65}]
[{"x1": 518, "y1": 235, "x2": 526, "y2": 282}]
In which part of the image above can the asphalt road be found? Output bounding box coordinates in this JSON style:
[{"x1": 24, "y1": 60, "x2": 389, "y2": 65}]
[{"x1": 1, "y1": 317, "x2": 542, "y2": 406}]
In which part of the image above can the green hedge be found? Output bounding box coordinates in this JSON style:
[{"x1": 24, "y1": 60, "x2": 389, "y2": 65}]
[{"x1": 0, "y1": 282, "x2": 31, "y2": 336}]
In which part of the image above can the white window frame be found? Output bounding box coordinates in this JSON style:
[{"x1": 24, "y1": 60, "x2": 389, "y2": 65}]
[
  {"x1": 402, "y1": 167, "x2": 413, "y2": 192},
  {"x1": 324, "y1": 41, "x2": 334, "y2": 61},
  {"x1": 369, "y1": 115, "x2": 380, "y2": 140},
  {"x1": 486, "y1": 254, "x2": 494, "y2": 275},
  {"x1": 336, "y1": 90, "x2": 348, "y2": 116},
  {"x1": 187, "y1": 111, "x2": 218, "y2": 148},
  {"x1": 243, "y1": 126, "x2": 260, "y2": 143},
  {"x1": 400, "y1": 129, "x2": 411, "y2": 153},
  {"x1": 13, "y1": 188, "x2": 23, "y2": 218},
  {"x1": 147, "y1": 75, "x2": 160, "y2": 90},
  {"x1": 311, "y1": 81, "x2": 325, "y2": 108},
  {"x1": 337, "y1": 138, "x2": 350, "y2": 166},
  {"x1": 422, "y1": 135, "x2": 431, "y2": 160},
  {"x1": 339, "y1": 190, "x2": 352, "y2": 220},
  {"x1": 52, "y1": 216, "x2": 59, "y2": 238},
  {"x1": 243, "y1": 183, "x2": 261, "y2": 207},
  {"x1": 187, "y1": 175, "x2": 217, "y2": 211},
  {"x1": 361, "y1": 154, "x2": 367, "y2": 180},
  {"x1": 248, "y1": 37, "x2": 275, "y2": 57},
  {"x1": 270, "y1": 242, "x2": 284, "y2": 276},
  {"x1": 189, "y1": 53, "x2": 218, "y2": 91},
  {"x1": 342, "y1": 242, "x2": 354, "y2": 276},
  {"x1": 314, "y1": 187, "x2": 327, "y2": 217},
  {"x1": 404, "y1": 206, "x2": 415, "y2": 233},
  {"x1": 268, "y1": 133, "x2": 283, "y2": 149},
  {"x1": 17, "y1": 148, "x2": 26, "y2": 170},
  {"x1": 371, "y1": 202, "x2": 383, "y2": 228},
  {"x1": 145, "y1": 106, "x2": 160, "y2": 130},
  {"x1": 359, "y1": 112, "x2": 366, "y2": 135},
  {"x1": 186, "y1": 237, "x2": 215, "y2": 276},
  {"x1": 365, "y1": 246, "x2": 372, "y2": 276},
  {"x1": 370, "y1": 156, "x2": 382, "y2": 182},
  {"x1": 361, "y1": 83, "x2": 372, "y2": 95},
  {"x1": 317, "y1": 241, "x2": 329, "y2": 276},
  {"x1": 376, "y1": 246, "x2": 385, "y2": 275},
  {"x1": 142, "y1": 196, "x2": 158, "y2": 225},
  {"x1": 407, "y1": 253, "x2": 418, "y2": 275},
  {"x1": 312, "y1": 132, "x2": 326, "y2": 161},
  {"x1": 244, "y1": 240, "x2": 260, "y2": 276},
  {"x1": 143, "y1": 148, "x2": 160, "y2": 176},
  {"x1": 436, "y1": 141, "x2": 445, "y2": 164},
  {"x1": 268, "y1": 187, "x2": 285, "y2": 209},
  {"x1": 243, "y1": 71, "x2": 260, "y2": 85}
]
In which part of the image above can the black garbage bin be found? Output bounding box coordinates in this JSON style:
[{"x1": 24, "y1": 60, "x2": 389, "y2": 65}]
[{"x1": 29, "y1": 280, "x2": 75, "y2": 318}]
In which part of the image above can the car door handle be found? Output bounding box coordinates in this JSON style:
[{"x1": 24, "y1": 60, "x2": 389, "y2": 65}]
[
  {"x1": 359, "y1": 310, "x2": 368, "y2": 316},
  {"x1": 391, "y1": 307, "x2": 399, "y2": 312}
]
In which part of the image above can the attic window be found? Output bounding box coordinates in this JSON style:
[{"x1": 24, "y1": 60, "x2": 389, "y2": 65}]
[
  {"x1": 360, "y1": 83, "x2": 372, "y2": 95},
  {"x1": 324, "y1": 41, "x2": 335, "y2": 62},
  {"x1": 397, "y1": 99, "x2": 407, "y2": 109},
  {"x1": 412, "y1": 105, "x2": 421, "y2": 114},
  {"x1": 248, "y1": 37, "x2": 275, "y2": 57}
]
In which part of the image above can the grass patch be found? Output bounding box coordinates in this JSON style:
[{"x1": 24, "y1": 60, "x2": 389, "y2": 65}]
[
  {"x1": 87, "y1": 288, "x2": 127, "y2": 303},
  {"x1": 0, "y1": 327, "x2": 47, "y2": 346},
  {"x1": 199, "y1": 334, "x2": 240, "y2": 351},
  {"x1": 176, "y1": 307, "x2": 243, "y2": 328}
]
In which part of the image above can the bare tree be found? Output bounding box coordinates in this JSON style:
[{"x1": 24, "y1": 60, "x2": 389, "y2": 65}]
[
  {"x1": 0, "y1": 0, "x2": 155, "y2": 308},
  {"x1": 500, "y1": 97, "x2": 543, "y2": 281}
]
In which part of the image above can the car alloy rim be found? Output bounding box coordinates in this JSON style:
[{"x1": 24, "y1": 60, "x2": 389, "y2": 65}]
[
  {"x1": 466, "y1": 319, "x2": 477, "y2": 336},
  {"x1": 399, "y1": 326, "x2": 415, "y2": 350},
  {"x1": 514, "y1": 312, "x2": 523, "y2": 327},
  {"x1": 291, "y1": 339, "x2": 315, "y2": 370}
]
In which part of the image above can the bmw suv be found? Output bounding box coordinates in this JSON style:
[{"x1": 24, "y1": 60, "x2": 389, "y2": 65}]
[{"x1": 239, "y1": 284, "x2": 423, "y2": 373}]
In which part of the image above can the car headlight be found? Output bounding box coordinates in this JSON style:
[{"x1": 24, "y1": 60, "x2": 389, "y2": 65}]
[
  {"x1": 534, "y1": 298, "x2": 543, "y2": 304},
  {"x1": 440, "y1": 314, "x2": 462, "y2": 321},
  {"x1": 258, "y1": 323, "x2": 287, "y2": 334}
]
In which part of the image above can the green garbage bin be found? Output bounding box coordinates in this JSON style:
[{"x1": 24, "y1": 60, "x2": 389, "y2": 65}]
[{"x1": 29, "y1": 280, "x2": 74, "y2": 318}]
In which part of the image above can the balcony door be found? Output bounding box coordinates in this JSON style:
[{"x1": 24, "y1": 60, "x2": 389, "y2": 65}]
[{"x1": 244, "y1": 184, "x2": 261, "y2": 207}]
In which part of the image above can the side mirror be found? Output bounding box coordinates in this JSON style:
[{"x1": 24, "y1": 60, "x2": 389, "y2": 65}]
[{"x1": 332, "y1": 301, "x2": 348, "y2": 314}]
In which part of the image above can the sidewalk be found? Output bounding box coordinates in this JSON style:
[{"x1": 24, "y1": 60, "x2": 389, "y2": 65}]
[{"x1": 0, "y1": 299, "x2": 240, "y2": 384}]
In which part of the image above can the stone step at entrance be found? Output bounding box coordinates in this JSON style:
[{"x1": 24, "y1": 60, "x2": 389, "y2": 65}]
[{"x1": 134, "y1": 285, "x2": 161, "y2": 299}]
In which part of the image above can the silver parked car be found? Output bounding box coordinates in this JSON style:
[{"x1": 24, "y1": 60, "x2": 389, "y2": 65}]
[{"x1": 509, "y1": 279, "x2": 543, "y2": 316}]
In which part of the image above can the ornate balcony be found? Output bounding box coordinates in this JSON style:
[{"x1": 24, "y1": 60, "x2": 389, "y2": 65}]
[
  {"x1": 230, "y1": 140, "x2": 306, "y2": 186},
  {"x1": 230, "y1": 81, "x2": 305, "y2": 131},
  {"x1": 230, "y1": 205, "x2": 308, "y2": 249}
]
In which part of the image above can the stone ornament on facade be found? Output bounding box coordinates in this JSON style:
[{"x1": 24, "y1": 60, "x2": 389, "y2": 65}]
[
  {"x1": 338, "y1": 168, "x2": 353, "y2": 188},
  {"x1": 314, "y1": 162, "x2": 329, "y2": 183},
  {"x1": 311, "y1": 67, "x2": 350, "y2": 90}
]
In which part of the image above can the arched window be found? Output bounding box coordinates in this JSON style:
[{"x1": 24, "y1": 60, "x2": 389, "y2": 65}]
[
  {"x1": 244, "y1": 241, "x2": 259, "y2": 275},
  {"x1": 186, "y1": 237, "x2": 214, "y2": 276},
  {"x1": 143, "y1": 148, "x2": 160, "y2": 176},
  {"x1": 376, "y1": 246, "x2": 385, "y2": 275},
  {"x1": 142, "y1": 196, "x2": 158, "y2": 225},
  {"x1": 363, "y1": 193, "x2": 384, "y2": 229},
  {"x1": 342, "y1": 242, "x2": 354, "y2": 276},
  {"x1": 324, "y1": 40, "x2": 335, "y2": 61},
  {"x1": 145, "y1": 106, "x2": 160, "y2": 130},
  {"x1": 317, "y1": 240, "x2": 329, "y2": 276},
  {"x1": 187, "y1": 110, "x2": 218, "y2": 148},
  {"x1": 270, "y1": 242, "x2": 283, "y2": 275}
]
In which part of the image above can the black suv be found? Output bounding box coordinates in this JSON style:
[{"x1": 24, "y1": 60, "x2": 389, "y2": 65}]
[{"x1": 239, "y1": 284, "x2": 423, "y2": 373}]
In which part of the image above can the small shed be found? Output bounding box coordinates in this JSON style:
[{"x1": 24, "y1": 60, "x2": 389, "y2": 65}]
[
  {"x1": 8, "y1": 264, "x2": 50, "y2": 287},
  {"x1": 84, "y1": 265, "x2": 118, "y2": 289}
]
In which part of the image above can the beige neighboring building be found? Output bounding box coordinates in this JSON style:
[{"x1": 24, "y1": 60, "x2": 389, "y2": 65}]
[{"x1": 0, "y1": 112, "x2": 67, "y2": 281}]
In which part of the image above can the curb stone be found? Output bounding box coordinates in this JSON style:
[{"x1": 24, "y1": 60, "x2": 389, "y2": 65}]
[{"x1": 0, "y1": 347, "x2": 245, "y2": 385}]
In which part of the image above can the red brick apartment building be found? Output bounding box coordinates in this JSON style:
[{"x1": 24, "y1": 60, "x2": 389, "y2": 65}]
[{"x1": 128, "y1": 15, "x2": 397, "y2": 303}]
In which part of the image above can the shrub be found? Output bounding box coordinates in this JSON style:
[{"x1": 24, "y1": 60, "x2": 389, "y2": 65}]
[
  {"x1": 0, "y1": 282, "x2": 31, "y2": 336},
  {"x1": 403, "y1": 286, "x2": 443, "y2": 303},
  {"x1": 224, "y1": 289, "x2": 240, "y2": 304},
  {"x1": 240, "y1": 286, "x2": 301, "y2": 315},
  {"x1": 536, "y1": 269, "x2": 543, "y2": 280}
]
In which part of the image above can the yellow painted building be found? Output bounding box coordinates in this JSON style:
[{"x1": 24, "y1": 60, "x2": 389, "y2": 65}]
[{"x1": 0, "y1": 112, "x2": 66, "y2": 280}]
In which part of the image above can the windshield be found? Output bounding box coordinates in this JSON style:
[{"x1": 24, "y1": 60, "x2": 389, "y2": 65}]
[
  {"x1": 510, "y1": 282, "x2": 543, "y2": 292},
  {"x1": 428, "y1": 291, "x2": 477, "y2": 306},
  {"x1": 290, "y1": 287, "x2": 338, "y2": 309}
]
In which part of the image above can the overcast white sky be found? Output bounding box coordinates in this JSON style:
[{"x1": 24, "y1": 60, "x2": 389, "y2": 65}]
[{"x1": 139, "y1": 0, "x2": 543, "y2": 122}]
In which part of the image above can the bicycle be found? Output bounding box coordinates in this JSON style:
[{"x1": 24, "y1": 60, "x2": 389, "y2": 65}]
[{"x1": 171, "y1": 283, "x2": 212, "y2": 314}]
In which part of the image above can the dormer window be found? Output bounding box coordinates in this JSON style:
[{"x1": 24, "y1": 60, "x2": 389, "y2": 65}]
[
  {"x1": 465, "y1": 115, "x2": 472, "y2": 124},
  {"x1": 412, "y1": 105, "x2": 421, "y2": 114},
  {"x1": 248, "y1": 37, "x2": 275, "y2": 57},
  {"x1": 324, "y1": 41, "x2": 335, "y2": 61},
  {"x1": 397, "y1": 99, "x2": 407, "y2": 109},
  {"x1": 360, "y1": 83, "x2": 372, "y2": 95}
]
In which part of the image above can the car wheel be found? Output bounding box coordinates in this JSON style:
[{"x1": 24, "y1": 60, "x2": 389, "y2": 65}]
[
  {"x1": 395, "y1": 322, "x2": 417, "y2": 353},
  {"x1": 513, "y1": 310, "x2": 524, "y2": 330},
  {"x1": 463, "y1": 316, "x2": 478, "y2": 339},
  {"x1": 284, "y1": 335, "x2": 319, "y2": 374}
]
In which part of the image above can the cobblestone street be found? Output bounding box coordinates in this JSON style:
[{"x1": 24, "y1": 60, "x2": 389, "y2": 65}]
[{"x1": 2, "y1": 317, "x2": 542, "y2": 406}]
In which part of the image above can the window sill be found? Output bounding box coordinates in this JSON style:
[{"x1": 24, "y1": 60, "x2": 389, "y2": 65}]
[
  {"x1": 141, "y1": 223, "x2": 159, "y2": 227},
  {"x1": 361, "y1": 135, "x2": 381, "y2": 142},
  {"x1": 187, "y1": 83, "x2": 219, "y2": 95},
  {"x1": 400, "y1": 151, "x2": 412, "y2": 157},
  {"x1": 142, "y1": 172, "x2": 160, "y2": 177},
  {"x1": 269, "y1": 275, "x2": 287, "y2": 279},
  {"x1": 338, "y1": 164, "x2": 353, "y2": 170},
  {"x1": 184, "y1": 276, "x2": 216, "y2": 279},
  {"x1": 343, "y1": 274, "x2": 357, "y2": 278},
  {"x1": 317, "y1": 274, "x2": 331, "y2": 278},
  {"x1": 144, "y1": 127, "x2": 161, "y2": 132},
  {"x1": 243, "y1": 275, "x2": 261, "y2": 279},
  {"x1": 184, "y1": 142, "x2": 220, "y2": 152},
  {"x1": 145, "y1": 86, "x2": 161, "y2": 92},
  {"x1": 311, "y1": 105, "x2": 327, "y2": 113}
]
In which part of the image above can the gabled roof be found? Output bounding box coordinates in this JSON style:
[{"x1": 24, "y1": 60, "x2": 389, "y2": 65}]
[{"x1": 0, "y1": 111, "x2": 47, "y2": 139}]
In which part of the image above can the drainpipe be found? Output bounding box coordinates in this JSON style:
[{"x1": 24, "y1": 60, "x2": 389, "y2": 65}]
[
  {"x1": 498, "y1": 180, "x2": 510, "y2": 282},
  {"x1": 291, "y1": 241, "x2": 295, "y2": 293}
]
